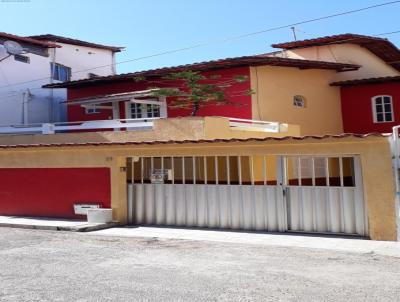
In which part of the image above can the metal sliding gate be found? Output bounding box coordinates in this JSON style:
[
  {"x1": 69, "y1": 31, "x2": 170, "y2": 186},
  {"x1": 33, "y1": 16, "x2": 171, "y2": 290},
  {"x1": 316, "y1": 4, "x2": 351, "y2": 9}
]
[{"x1": 127, "y1": 155, "x2": 368, "y2": 236}]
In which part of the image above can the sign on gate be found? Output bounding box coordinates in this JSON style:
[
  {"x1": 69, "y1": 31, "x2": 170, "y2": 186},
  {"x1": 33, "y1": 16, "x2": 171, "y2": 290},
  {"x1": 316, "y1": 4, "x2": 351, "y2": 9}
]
[{"x1": 150, "y1": 169, "x2": 168, "y2": 184}]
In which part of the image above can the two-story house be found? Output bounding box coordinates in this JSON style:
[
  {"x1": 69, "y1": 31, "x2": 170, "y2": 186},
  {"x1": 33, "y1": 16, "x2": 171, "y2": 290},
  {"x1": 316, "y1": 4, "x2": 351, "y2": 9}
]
[
  {"x1": 0, "y1": 33, "x2": 398, "y2": 241},
  {"x1": 42, "y1": 33, "x2": 400, "y2": 136},
  {"x1": 0, "y1": 32, "x2": 123, "y2": 125}
]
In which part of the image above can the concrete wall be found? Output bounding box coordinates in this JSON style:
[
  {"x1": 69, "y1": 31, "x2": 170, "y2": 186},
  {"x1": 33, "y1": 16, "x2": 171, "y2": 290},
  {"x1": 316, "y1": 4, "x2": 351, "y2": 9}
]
[
  {"x1": 0, "y1": 135, "x2": 395, "y2": 241},
  {"x1": 0, "y1": 41, "x2": 116, "y2": 125},
  {"x1": 250, "y1": 66, "x2": 343, "y2": 135},
  {"x1": 54, "y1": 42, "x2": 115, "y2": 81},
  {"x1": 0, "y1": 44, "x2": 54, "y2": 124}
]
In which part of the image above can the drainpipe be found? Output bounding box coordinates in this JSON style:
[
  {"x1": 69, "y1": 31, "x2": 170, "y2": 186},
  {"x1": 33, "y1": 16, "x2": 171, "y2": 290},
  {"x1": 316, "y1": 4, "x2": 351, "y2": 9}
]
[
  {"x1": 49, "y1": 46, "x2": 57, "y2": 122},
  {"x1": 390, "y1": 125, "x2": 400, "y2": 241},
  {"x1": 111, "y1": 51, "x2": 116, "y2": 75},
  {"x1": 22, "y1": 88, "x2": 31, "y2": 124}
]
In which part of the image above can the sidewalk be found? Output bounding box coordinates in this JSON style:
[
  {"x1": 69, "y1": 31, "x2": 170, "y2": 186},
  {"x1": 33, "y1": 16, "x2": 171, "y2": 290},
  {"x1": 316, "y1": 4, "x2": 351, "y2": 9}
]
[
  {"x1": 89, "y1": 226, "x2": 400, "y2": 257},
  {"x1": 0, "y1": 215, "x2": 116, "y2": 232}
]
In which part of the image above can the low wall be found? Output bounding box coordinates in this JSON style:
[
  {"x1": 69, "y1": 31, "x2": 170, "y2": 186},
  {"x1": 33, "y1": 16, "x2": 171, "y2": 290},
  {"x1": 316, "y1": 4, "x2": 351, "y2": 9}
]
[{"x1": 0, "y1": 117, "x2": 300, "y2": 146}]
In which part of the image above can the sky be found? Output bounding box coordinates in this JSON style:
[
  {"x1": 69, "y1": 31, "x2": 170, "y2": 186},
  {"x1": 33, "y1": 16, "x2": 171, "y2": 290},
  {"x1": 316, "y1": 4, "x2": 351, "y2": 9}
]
[{"x1": 1, "y1": 0, "x2": 400, "y2": 74}]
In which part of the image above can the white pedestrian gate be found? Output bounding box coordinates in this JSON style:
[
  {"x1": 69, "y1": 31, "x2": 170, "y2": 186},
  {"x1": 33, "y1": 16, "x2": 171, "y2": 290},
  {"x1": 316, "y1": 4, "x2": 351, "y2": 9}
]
[{"x1": 127, "y1": 155, "x2": 368, "y2": 236}]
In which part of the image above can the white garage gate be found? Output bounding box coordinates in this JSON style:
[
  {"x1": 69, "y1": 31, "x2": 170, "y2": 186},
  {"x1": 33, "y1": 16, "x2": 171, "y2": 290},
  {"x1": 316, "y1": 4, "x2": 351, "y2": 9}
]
[{"x1": 127, "y1": 155, "x2": 368, "y2": 236}]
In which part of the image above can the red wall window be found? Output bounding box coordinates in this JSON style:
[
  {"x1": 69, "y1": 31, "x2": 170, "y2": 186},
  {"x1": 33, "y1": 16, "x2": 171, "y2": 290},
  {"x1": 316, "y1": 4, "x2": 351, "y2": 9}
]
[{"x1": 341, "y1": 82, "x2": 400, "y2": 134}]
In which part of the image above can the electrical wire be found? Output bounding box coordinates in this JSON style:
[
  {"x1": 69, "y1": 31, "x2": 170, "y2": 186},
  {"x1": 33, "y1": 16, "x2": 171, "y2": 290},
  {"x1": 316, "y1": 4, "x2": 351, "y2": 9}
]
[
  {"x1": 0, "y1": 0, "x2": 399, "y2": 92},
  {"x1": 1, "y1": 28, "x2": 400, "y2": 101}
]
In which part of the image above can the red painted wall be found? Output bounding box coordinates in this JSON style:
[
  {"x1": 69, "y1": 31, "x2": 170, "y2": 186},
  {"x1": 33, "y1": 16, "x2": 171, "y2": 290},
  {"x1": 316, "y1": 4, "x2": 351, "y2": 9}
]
[
  {"x1": 67, "y1": 67, "x2": 252, "y2": 121},
  {"x1": 0, "y1": 168, "x2": 111, "y2": 219},
  {"x1": 341, "y1": 82, "x2": 400, "y2": 133}
]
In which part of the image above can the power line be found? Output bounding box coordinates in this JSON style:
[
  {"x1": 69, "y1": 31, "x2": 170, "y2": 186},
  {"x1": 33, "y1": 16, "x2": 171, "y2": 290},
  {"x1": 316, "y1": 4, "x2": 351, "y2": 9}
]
[
  {"x1": 0, "y1": 29, "x2": 400, "y2": 101},
  {"x1": 0, "y1": 0, "x2": 399, "y2": 92}
]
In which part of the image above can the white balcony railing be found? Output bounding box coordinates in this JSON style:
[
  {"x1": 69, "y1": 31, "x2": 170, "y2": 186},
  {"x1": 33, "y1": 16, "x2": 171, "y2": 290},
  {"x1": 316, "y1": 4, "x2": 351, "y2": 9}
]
[
  {"x1": 0, "y1": 118, "x2": 158, "y2": 135},
  {"x1": 226, "y1": 117, "x2": 282, "y2": 133},
  {"x1": 0, "y1": 117, "x2": 285, "y2": 135}
]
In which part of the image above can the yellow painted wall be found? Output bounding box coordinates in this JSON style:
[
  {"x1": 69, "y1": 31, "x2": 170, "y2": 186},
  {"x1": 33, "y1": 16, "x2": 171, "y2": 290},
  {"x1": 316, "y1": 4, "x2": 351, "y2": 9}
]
[
  {"x1": 282, "y1": 43, "x2": 400, "y2": 81},
  {"x1": 0, "y1": 135, "x2": 395, "y2": 241},
  {"x1": 250, "y1": 66, "x2": 343, "y2": 135}
]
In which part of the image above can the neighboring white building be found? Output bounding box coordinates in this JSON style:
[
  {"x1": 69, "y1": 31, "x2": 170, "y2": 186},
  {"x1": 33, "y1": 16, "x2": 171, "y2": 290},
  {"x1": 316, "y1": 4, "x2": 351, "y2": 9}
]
[{"x1": 0, "y1": 32, "x2": 123, "y2": 124}]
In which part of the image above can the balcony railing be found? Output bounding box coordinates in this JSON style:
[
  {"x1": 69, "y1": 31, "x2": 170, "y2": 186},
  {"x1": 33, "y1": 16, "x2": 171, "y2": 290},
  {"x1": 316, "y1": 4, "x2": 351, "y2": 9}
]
[
  {"x1": 0, "y1": 118, "x2": 158, "y2": 135},
  {"x1": 0, "y1": 117, "x2": 285, "y2": 135},
  {"x1": 226, "y1": 117, "x2": 282, "y2": 133}
]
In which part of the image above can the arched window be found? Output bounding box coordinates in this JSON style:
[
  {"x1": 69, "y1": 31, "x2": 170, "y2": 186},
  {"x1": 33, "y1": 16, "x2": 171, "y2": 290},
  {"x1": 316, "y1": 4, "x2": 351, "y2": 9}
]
[{"x1": 372, "y1": 95, "x2": 394, "y2": 123}]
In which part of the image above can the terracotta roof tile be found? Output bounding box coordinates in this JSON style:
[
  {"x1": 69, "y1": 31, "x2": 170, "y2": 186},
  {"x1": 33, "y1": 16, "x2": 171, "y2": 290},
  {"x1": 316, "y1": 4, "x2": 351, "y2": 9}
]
[
  {"x1": 0, "y1": 32, "x2": 60, "y2": 48},
  {"x1": 331, "y1": 75, "x2": 400, "y2": 86},
  {"x1": 0, "y1": 133, "x2": 390, "y2": 149},
  {"x1": 271, "y1": 33, "x2": 400, "y2": 72},
  {"x1": 43, "y1": 56, "x2": 359, "y2": 88}
]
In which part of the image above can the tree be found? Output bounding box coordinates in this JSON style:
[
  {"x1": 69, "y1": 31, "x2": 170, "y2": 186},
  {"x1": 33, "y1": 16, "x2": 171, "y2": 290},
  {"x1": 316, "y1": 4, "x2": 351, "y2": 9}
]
[{"x1": 135, "y1": 70, "x2": 253, "y2": 116}]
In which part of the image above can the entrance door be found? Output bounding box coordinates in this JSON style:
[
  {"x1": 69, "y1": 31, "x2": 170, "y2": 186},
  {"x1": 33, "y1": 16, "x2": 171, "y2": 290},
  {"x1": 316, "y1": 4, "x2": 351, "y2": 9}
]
[
  {"x1": 283, "y1": 156, "x2": 368, "y2": 236},
  {"x1": 127, "y1": 155, "x2": 287, "y2": 232}
]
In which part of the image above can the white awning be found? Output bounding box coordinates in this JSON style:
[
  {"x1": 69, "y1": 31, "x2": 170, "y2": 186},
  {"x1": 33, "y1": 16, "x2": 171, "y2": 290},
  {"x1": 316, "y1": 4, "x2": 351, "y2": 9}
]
[{"x1": 64, "y1": 89, "x2": 166, "y2": 106}]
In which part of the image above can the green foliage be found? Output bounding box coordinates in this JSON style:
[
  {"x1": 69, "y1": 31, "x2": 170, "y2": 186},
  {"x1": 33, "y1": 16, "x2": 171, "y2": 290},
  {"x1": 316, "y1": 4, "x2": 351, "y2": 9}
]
[
  {"x1": 149, "y1": 70, "x2": 252, "y2": 116},
  {"x1": 132, "y1": 76, "x2": 146, "y2": 82}
]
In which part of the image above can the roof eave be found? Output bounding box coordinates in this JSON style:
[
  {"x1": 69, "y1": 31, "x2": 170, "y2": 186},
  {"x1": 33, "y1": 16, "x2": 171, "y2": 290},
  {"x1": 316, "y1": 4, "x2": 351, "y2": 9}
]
[{"x1": 42, "y1": 58, "x2": 359, "y2": 89}]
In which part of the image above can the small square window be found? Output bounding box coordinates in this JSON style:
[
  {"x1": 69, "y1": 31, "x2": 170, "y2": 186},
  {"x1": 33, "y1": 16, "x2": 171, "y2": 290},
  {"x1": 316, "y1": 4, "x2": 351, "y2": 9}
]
[{"x1": 293, "y1": 95, "x2": 306, "y2": 108}]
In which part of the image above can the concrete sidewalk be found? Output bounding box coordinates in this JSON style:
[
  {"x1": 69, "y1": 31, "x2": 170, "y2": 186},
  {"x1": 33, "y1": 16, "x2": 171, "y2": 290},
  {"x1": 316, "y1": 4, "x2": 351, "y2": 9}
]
[
  {"x1": 89, "y1": 226, "x2": 400, "y2": 257},
  {"x1": 0, "y1": 215, "x2": 116, "y2": 232}
]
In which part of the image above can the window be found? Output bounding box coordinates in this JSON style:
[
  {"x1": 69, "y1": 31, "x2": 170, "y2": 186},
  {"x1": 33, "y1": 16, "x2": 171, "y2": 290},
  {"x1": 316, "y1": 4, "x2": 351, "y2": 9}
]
[
  {"x1": 293, "y1": 95, "x2": 306, "y2": 108},
  {"x1": 88, "y1": 73, "x2": 99, "y2": 79},
  {"x1": 146, "y1": 104, "x2": 160, "y2": 118},
  {"x1": 14, "y1": 54, "x2": 30, "y2": 64},
  {"x1": 130, "y1": 103, "x2": 143, "y2": 119},
  {"x1": 50, "y1": 63, "x2": 71, "y2": 82},
  {"x1": 85, "y1": 107, "x2": 100, "y2": 114},
  {"x1": 372, "y1": 95, "x2": 394, "y2": 123},
  {"x1": 130, "y1": 102, "x2": 161, "y2": 119}
]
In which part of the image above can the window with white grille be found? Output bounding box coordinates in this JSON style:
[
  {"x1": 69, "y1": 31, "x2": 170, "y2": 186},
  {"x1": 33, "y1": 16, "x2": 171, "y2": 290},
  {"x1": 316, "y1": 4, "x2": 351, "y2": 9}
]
[
  {"x1": 130, "y1": 103, "x2": 143, "y2": 119},
  {"x1": 129, "y1": 99, "x2": 164, "y2": 119},
  {"x1": 372, "y1": 95, "x2": 393, "y2": 123}
]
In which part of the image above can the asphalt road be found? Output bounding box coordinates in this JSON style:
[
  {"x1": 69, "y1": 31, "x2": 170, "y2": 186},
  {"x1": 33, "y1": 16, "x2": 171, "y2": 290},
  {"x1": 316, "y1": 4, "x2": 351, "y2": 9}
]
[{"x1": 0, "y1": 228, "x2": 400, "y2": 302}]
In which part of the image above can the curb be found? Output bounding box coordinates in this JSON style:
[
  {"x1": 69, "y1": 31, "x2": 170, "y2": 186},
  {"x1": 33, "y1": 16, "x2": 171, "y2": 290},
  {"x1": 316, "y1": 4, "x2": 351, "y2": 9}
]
[{"x1": 0, "y1": 222, "x2": 120, "y2": 232}]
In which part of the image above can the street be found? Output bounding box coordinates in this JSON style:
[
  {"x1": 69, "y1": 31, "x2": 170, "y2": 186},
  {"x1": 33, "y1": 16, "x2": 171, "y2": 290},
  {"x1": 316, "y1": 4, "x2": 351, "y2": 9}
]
[{"x1": 1, "y1": 227, "x2": 400, "y2": 301}]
